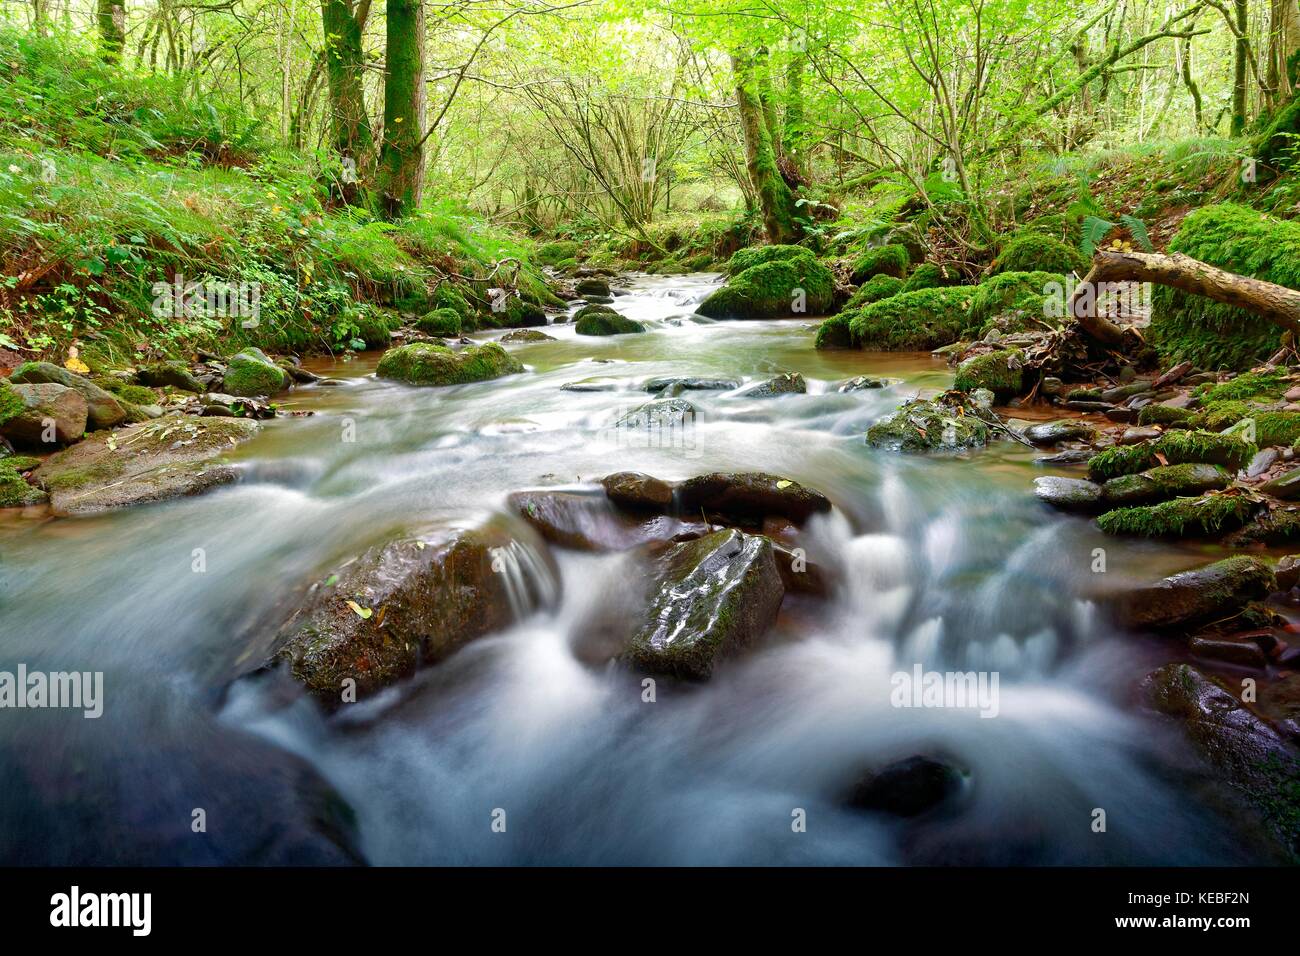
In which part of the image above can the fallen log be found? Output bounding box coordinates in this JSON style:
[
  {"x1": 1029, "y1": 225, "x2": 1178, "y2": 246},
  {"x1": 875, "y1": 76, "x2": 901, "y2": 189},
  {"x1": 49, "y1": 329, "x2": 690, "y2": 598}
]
[{"x1": 1068, "y1": 250, "x2": 1300, "y2": 346}]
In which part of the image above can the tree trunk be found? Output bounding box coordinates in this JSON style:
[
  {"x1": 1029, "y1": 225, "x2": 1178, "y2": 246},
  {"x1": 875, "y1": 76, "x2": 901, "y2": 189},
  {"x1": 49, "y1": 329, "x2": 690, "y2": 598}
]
[
  {"x1": 783, "y1": 52, "x2": 808, "y2": 182},
  {"x1": 731, "y1": 51, "x2": 799, "y2": 245},
  {"x1": 97, "y1": 0, "x2": 125, "y2": 64},
  {"x1": 375, "y1": 0, "x2": 426, "y2": 220},
  {"x1": 1231, "y1": 0, "x2": 1250, "y2": 135},
  {"x1": 1070, "y1": 250, "x2": 1300, "y2": 345},
  {"x1": 321, "y1": 0, "x2": 374, "y2": 190}
]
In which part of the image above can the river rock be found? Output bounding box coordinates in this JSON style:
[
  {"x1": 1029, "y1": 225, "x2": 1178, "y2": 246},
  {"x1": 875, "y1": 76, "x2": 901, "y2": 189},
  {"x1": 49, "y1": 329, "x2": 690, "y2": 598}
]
[
  {"x1": 1033, "y1": 476, "x2": 1104, "y2": 512},
  {"x1": 273, "y1": 520, "x2": 556, "y2": 700},
  {"x1": 1119, "y1": 426, "x2": 1162, "y2": 445},
  {"x1": 223, "y1": 348, "x2": 290, "y2": 396},
  {"x1": 1022, "y1": 420, "x2": 1093, "y2": 445},
  {"x1": 1034, "y1": 449, "x2": 1094, "y2": 465},
  {"x1": 375, "y1": 342, "x2": 524, "y2": 386},
  {"x1": 624, "y1": 529, "x2": 783, "y2": 680},
  {"x1": 616, "y1": 398, "x2": 696, "y2": 428},
  {"x1": 1189, "y1": 636, "x2": 1268, "y2": 669},
  {"x1": 0, "y1": 382, "x2": 88, "y2": 447},
  {"x1": 644, "y1": 376, "x2": 739, "y2": 393},
  {"x1": 137, "y1": 360, "x2": 205, "y2": 392},
  {"x1": 1108, "y1": 556, "x2": 1277, "y2": 630},
  {"x1": 845, "y1": 755, "x2": 967, "y2": 817},
  {"x1": 734, "y1": 372, "x2": 806, "y2": 398},
  {"x1": 575, "y1": 277, "x2": 611, "y2": 297},
  {"x1": 838, "y1": 376, "x2": 891, "y2": 392},
  {"x1": 509, "y1": 489, "x2": 694, "y2": 551},
  {"x1": 1261, "y1": 466, "x2": 1300, "y2": 500},
  {"x1": 677, "y1": 472, "x2": 831, "y2": 525},
  {"x1": 867, "y1": 397, "x2": 990, "y2": 452},
  {"x1": 1143, "y1": 663, "x2": 1300, "y2": 860},
  {"x1": 8, "y1": 362, "x2": 128, "y2": 430},
  {"x1": 1100, "y1": 463, "x2": 1231, "y2": 506},
  {"x1": 501, "y1": 329, "x2": 555, "y2": 343},
  {"x1": 33, "y1": 416, "x2": 259, "y2": 515},
  {"x1": 602, "y1": 471, "x2": 675, "y2": 510}
]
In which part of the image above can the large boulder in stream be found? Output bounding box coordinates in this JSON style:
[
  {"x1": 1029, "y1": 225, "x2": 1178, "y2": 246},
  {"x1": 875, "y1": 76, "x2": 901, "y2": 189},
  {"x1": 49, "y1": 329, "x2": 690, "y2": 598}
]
[
  {"x1": 32, "y1": 415, "x2": 259, "y2": 515},
  {"x1": 677, "y1": 472, "x2": 830, "y2": 525},
  {"x1": 1144, "y1": 664, "x2": 1300, "y2": 860},
  {"x1": 574, "y1": 312, "x2": 645, "y2": 336},
  {"x1": 223, "y1": 348, "x2": 291, "y2": 397},
  {"x1": 508, "y1": 489, "x2": 701, "y2": 551},
  {"x1": 696, "y1": 252, "x2": 834, "y2": 319},
  {"x1": 0, "y1": 381, "x2": 88, "y2": 447},
  {"x1": 867, "y1": 395, "x2": 991, "y2": 453},
  {"x1": 272, "y1": 520, "x2": 557, "y2": 701},
  {"x1": 8, "y1": 361, "x2": 130, "y2": 430},
  {"x1": 376, "y1": 341, "x2": 524, "y2": 386},
  {"x1": 1107, "y1": 556, "x2": 1276, "y2": 631},
  {"x1": 624, "y1": 529, "x2": 784, "y2": 680}
]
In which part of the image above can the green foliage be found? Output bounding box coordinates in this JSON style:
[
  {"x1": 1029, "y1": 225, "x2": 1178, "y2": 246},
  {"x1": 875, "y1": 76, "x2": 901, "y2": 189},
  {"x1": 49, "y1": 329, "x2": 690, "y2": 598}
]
[
  {"x1": 1151, "y1": 205, "x2": 1300, "y2": 370},
  {"x1": 1196, "y1": 369, "x2": 1289, "y2": 402},
  {"x1": 726, "y1": 244, "x2": 813, "y2": 276},
  {"x1": 535, "y1": 240, "x2": 579, "y2": 266},
  {"x1": 848, "y1": 287, "x2": 974, "y2": 351}
]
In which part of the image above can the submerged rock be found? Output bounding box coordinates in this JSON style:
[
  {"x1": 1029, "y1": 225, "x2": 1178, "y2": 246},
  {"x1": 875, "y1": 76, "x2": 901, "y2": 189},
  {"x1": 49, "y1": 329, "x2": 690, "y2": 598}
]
[
  {"x1": 643, "y1": 376, "x2": 739, "y2": 393},
  {"x1": 33, "y1": 416, "x2": 259, "y2": 516},
  {"x1": 601, "y1": 471, "x2": 674, "y2": 510},
  {"x1": 0, "y1": 382, "x2": 88, "y2": 447},
  {"x1": 845, "y1": 755, "x2": 967, "y2": 818},
  {"x1": 1108, "y1": 556, "x2": 1276, "y2": 630},
  {"x1": 1033, "y1": 476, "x2": 1104, "y2": 512},
  {"x1": 837, "y1": 376, "x2": 891, "y2": 392},
  {"x1": 734, "y1": 372, "x2": 806, "y2": 398},
  {"x1": 616, "y1": 398, "x2": 696, "y2": 428},
  {"x1": 677, "y1": 472, "x2": 831, "y2": 525},
  {"x1": 1143, "y1": 664, "x2": 1300, "y2": 861},
  {"x1": 375, "y1": 341, "x2": 524, "y2": 386},
  {"x1": 624, "y1": 529, "x2": 784, "y2": 680},
  {"x1": 574, "y1": 313, "x2": 645, "y2": 336},
  {"x1": 273, "y1": 520, "x2": 556, "y2": 701}
]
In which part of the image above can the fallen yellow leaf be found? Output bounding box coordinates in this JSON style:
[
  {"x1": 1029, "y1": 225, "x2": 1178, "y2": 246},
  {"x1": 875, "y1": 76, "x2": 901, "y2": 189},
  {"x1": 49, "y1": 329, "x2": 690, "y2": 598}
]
[{"x1": 345, "y1": 600, "x2": 373, "y2": 620}]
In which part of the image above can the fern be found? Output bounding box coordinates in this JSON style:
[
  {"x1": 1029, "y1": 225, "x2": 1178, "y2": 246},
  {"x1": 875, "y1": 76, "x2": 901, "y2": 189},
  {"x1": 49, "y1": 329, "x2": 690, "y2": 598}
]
[
  {"x1": 1120, "y1": 215, "x2": 1153, "y2": 251},
  {"x1": 1080, "y1": 216, "x2": 1115, "y2": 256}
]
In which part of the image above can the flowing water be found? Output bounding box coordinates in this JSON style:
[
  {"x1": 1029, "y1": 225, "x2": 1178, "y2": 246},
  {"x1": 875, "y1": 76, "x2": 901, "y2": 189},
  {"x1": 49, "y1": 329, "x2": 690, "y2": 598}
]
[{"x1": 0, "y1": 272, "x2": 1263, "y2": 865}]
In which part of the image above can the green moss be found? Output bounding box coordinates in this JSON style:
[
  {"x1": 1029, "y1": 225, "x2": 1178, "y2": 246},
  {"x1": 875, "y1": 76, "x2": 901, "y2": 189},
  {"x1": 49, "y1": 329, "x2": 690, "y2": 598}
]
[
  {"x1": 844, "y1": 274, "x2": 904, "y2": 310},
  {"x1": 725, "y1": 244, "x2": 814, "y2": 276},
  {"x1": 814, "y1": 313, "x2": 853, "y2": 349},
  {"x1": 223, "y1": 349, "x2": 289, "y2": 397},
  {"x1": 573, "y1": 303, "x2": 620, "y2": 321},
  {"x1": 992, "y1": 234, "x2": 1089, "y2": 275},
  {"x1": 0, "y1": 463, "x2": 45, "y2": 507},
  {"x1": 698, "y1": 256, "x2": 835, "y2": 319},
  {"x1": 1151, "y1": 205, "x2": 1300, "y2": 370},
  {"x1": 0, "y1": 380, "x2": 24, "y2": 427},
  {"x1": 2, "y1": 455, "x2": 39, "y2": 471},
  {"x1": 352, "y1": 306, "x2": 398, "y2": 349},
  {"x1": 1100, "y1": 462, "x2": 1231, "y2": 505},
  {"x1": 574, "y1": 313, "x2": 645, "y2": 336},
  {"x1": 849, "y1": 287, "x2": 974, "y2": 351},
  {"x1": 953, "y1": 349, "x2": 1024, "y2": 397},
  {"x1": 966, "y1": 271, "x2": 1064, "y2": 334},
  {"x1": 1196, "y1": 369, "x2": 1290, "y2": 403},
  {"x1": 1087, "y1": 430, "x2": 1258, "y2": 480},
  {"x1": 866, "y1": 397, "x2": 990, "y2": 452},
  {"x1": 900, "y1": 262, "x2": 958, "y2": 294},
  {"x1": 535, "y1": 240, "x2": 579, "y2": 266},
  {"x1": 104, "y1": 383, "x2": 158, "y2": 406},
  {"x1": 1096, "y1": 492, "x2": 1259, "y2": 537},
  {"x1": 415, "y1": 307, "x2": 462, "y2": 336},
  {"x1": 850, "y1": 243, "x2": 910, "y2": 282},
  {"x1": 375, "y1": 341, "x2": 524, "y2": 386},
  {"x1": 1256, "y1": 93, "x2": 1300, "y2": 172},
  {"x1": 1227, "y1": 506, "x2": 1300, "y2": 545},
  {"x1": 432, "y1": 283, "x2": 473, "y2": 323},
  {"x1": 1137, "y1": 404, "x2": 1197, "y2": 427}
]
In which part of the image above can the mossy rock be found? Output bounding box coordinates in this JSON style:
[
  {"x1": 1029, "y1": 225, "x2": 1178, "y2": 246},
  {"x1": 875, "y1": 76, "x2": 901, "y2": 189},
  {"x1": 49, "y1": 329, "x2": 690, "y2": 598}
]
[
  {"x1": 432, "y1": 283, "x2": 474, "y2": 324},
  {"x1": 574, "y1": 313, "x2": 645, "y2": 336},
  {"x1": 351, "y1": 306, "x2": 399, "y2": 350},
  {"x1": 992, "y1": 233, "x2": 1088, "y2": 275},
  {"x1": 106, "y1": 382, "x2": 159, "y2": 407},
  {"x1": 536, "y1": 240, "x2": 580, "y2": 266},
  {"x1": 814, "y1": 313, "x2": 854, "y2": 349},
  {"x1": 1100, "y1": 463, "x2": 1232, "y2": 506},
  {"x1": 224, "y1": 348, "x2": 290, "y2": 397},
  {"x1": 0, "y1": 460, "x2": 46, "y2": 508},
  {"x1": 135, "y1": 361, "x2": 204, "y2": 392},
  {"x1": 573, "y1": 303, "x2": 620, "y2": 321},
  {"x1": 1197, "y1": 368, "x2": 1290, "y2": 403},
  {"x1": 866, "y1": 397, "x2": 990, "y2": 452},
  {"x1": 850, "y1": 243, "x2": 910, "y2": 283},
  {"x1": 1087, "y1": 430, "x2": 1257, "y2": 481},
  {"x1": 849, "y1": 287, "x2": 974, "y2": 351},
  {"x1": 8, "y1": 361, "x2": 128, "y2": 430},
  {"x1": 415, "y1": 307, "x2": 462, "y2": 337},
  {"x1": 1096, "y1": 491, "x2": 1260, "y2": 537},
  {"x1": 725, "y1": 244, "x2": 813, "y2": 276},
  {"x1": 953, "y1": 349, "x2": 1024, "y2": 398},
  {"x1": 0, "y1": 380, "x2": 25, "y2": 427},
  {"x1": 1137, "y1": 404, "x2": 1197, "y2": 427},
  {"x1": 1150, "y1": 205, "x2": 1300, "y2": 370},
  {"x1": 900, "y1": 262, "x2": 957, "y2": 293},
  {"x1": 844, "y1": 274, "x2": 904, "y2": 310},
  {"x1": 376, "y1": 342, "x2": 524, "y2": 386},
  {"x1": 697, "y1": 255, "x2": 835, "y2": 319},
  {"x1": 1195, "y1": 405, "x2": 1300, "y2": 447},
  {"x1": 966, "y1": 271, "x2": 1064, "y2": 334},
  {"x1": 496, "y1": 298, "x2": 547, "y2": 329}
]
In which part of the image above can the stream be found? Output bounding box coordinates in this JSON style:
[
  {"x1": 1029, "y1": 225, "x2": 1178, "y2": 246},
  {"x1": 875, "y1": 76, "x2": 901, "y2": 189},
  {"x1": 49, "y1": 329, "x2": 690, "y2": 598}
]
[{"x1": 0, "y1": 272, "x2": 1262, "y2": 865}]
